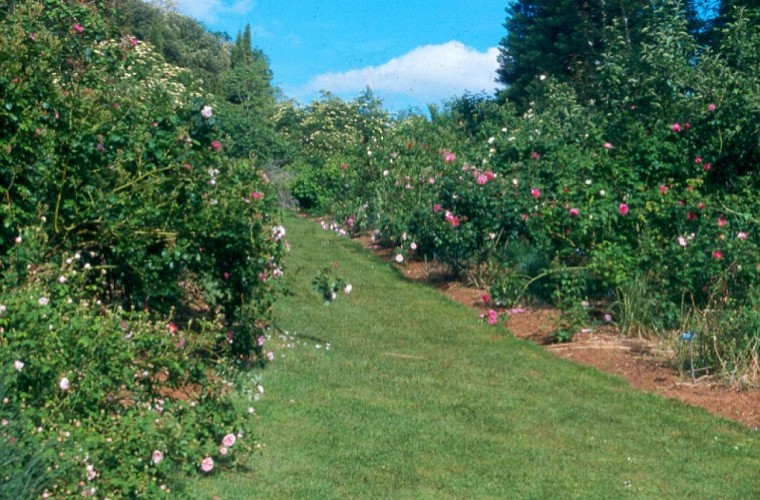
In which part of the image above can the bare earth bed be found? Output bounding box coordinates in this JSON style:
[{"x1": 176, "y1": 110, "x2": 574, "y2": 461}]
[{"x1": 355, "y1": 235, "x2": 760, "y2": 430}]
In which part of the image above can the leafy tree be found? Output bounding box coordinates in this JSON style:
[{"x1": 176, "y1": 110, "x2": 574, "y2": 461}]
[{"x1": 216, "y1": 24, "x2": 285, "y2": 160}]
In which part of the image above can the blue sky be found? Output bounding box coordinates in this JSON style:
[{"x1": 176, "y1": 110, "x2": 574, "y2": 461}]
[{"x1": 173, "y1": 0, "x2": 509, "y2": 111}]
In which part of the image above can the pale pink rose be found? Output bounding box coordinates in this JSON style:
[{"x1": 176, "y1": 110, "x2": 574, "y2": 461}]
[
  {"x1": 737, "y1": 232, "x2": 748, "y2": 240},
  {"x1": 219, "y1": 446, "x2": 228, "y2": 455},
  {"x1": 152, "y1": 450, "x2": 163, "y2": 465},
  {"x1": 222, "y1": 433, "x2": 236, "y2": 447},
  {"x1": 59, "y1": 377, "x2": 70, "y2": 391},
  {"x1": 200, "y1": 457, "x2": 214, "y2": 472}
]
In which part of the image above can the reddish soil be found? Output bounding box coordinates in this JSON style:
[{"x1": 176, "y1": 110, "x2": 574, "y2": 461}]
[{"x1": 355, "y1": 235, "x2": 760, "y2": 430}]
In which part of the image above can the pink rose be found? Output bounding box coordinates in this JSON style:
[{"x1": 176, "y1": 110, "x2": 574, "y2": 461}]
[
  {"x1": 211, "y1": 140, "x2": 222, "y2": 151},
  {"x1": 531, "y1": 188, "x2": 541, "y2": 199},
  {"x1": 568, "y1": 208, "x2": 580, "y2": 217},
  {"x1": 670, "y1": 123, "x2": 682, "y2": 132},
  {"x1": 200, "y1": 457, "x2": 214, "y2": 472},
  {"x1": 707, "y1": 103, "x2": 716, "y2": 112},
  {"x1": 222, "y1": 433, "x2": 236, "y2": 447},
  {"x1": 152, "y1": 450, "x2": 163, "y2": 465},
  {"x1": 487, "y1": 309, "x2": 499, "y2": 325},
  {"x1": 712, "y1": 250, "x2": 723, "y2": 260},
  {"x1": 603, "y1": 142, "x2": 613, "y2": 150},
  {"x1": 618, "y1": 203, "x2": 629, "y2": 216},
  {"x1": 73, "y1": 24, "x2": 84, "y2": 33}
]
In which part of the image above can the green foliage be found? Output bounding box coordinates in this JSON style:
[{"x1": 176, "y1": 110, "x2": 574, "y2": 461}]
[
  {"x1": 0, "y1": 0, "x2": 286, "y2": 495},
  {"x1": 288, "y1": 1, "x2": 758, "y2": 379},
  {"x1": 311, "y1": 266, "x2": 350, "y2": 305}
]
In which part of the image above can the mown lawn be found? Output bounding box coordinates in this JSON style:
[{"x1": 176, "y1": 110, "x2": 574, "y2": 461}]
[{"x1": 192, "y1": 212, "x2": 759, "y2": 498}]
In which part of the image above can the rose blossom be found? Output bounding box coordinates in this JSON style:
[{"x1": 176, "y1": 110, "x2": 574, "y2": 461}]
[
  {"x1": 200, "y1": 105, "x2": 213, "y2": 119},
  {"x1": 14, "y1": 360, "x2": 24, "y2": 372},
  {"x1": 200, "y1": 457, "x2": 214, "y2": 472},
  {"x1": 568, "y1": 208, "x2": 580, "y2": 217},
  {"x1": 152, "y1": 450, "x2": 163, "y2": 465},
  {"x1": 59, "y1": 377, "x2": 70, "y2": 391},
  {"x1": 737, "y1": 232, "x2": 748, "y2": 240},
  {"x1": 487, "y1": 309, "x2": 499, "y2": 325},
  {"x1": 222, "y1": 433, "x2": 236, "y2": 447},
  {"x1": 618, "y1": 203, "x2": 629, "y2": 216},
  {"x1": 531, "y1": 188, "x2": 541, "y2": 199}
]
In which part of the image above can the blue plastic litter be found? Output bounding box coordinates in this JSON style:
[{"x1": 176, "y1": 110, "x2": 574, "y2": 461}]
[{"x1": 680, "y1": 331, "x2": 696, "y2": 341}]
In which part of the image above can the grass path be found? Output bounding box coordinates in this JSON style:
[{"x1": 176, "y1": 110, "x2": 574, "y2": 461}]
[{"x1": 195, "y1": 212, "x2": 759, "y2": 498}]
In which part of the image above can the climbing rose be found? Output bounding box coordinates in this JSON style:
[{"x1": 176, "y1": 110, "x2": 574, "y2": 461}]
[
  {"x1": 618, "y1": 203, "x2": 629, "y2": 216},
  {"x1": 603, "y1": 142, "x2": 613, "y2": 150},
  {"x1": 152, "y1": 450, "x2": 163, "y2": 465},
  {"x1": 531, "y1": 188, "x2": 541, "y2": 199},
  {"x1": 59, "y1": 377, "x2": 70, "y2": 391},
  {"x1": 568, "y1": 208, "x2": 580, "y2": 217},
  {"x1": 707, "y1": 103, "x2": 716, "y2": 112},
  {"x1": 200, "y1": 105, "x2": 213, "y2": 119},
  {"x1": 211, "y1": 140, "x2": 222, "y2": 151},
  {"x1": 737, "y1": 232, "x2": 748, "y2": 240},
  {"x1": 73, "y1": 24, "x2": 84, "y2": 33},
  {"x1": 670, "y1": 123, "x2": 682, "y2": 132},
  {"x1": 712, "y1": 250, "x2": 723, "y2": 260}
]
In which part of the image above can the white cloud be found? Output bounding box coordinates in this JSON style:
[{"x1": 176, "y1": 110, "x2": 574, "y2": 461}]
[
  {"x1": 297, "y1": 41, "x2": 503, "y2": 108},
  {"x1": 173, "y1": 0, "x2": 254, "y2": 24}
]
